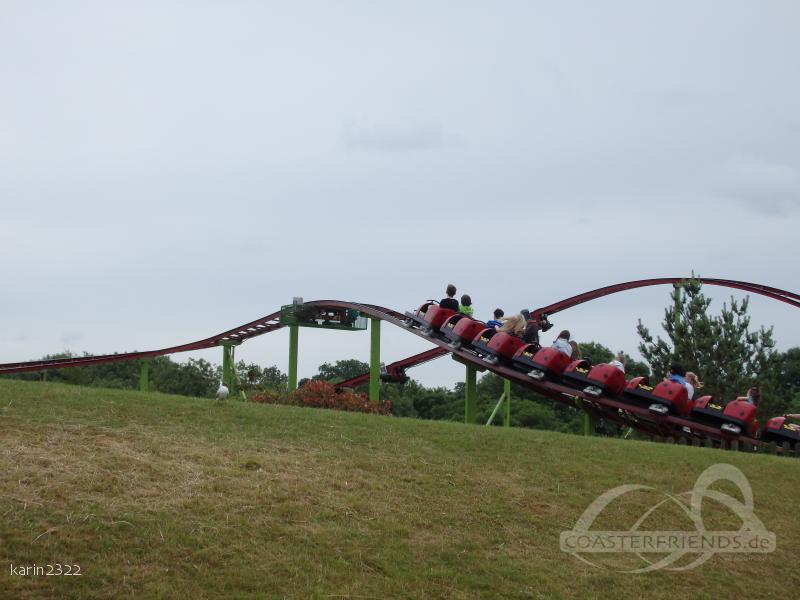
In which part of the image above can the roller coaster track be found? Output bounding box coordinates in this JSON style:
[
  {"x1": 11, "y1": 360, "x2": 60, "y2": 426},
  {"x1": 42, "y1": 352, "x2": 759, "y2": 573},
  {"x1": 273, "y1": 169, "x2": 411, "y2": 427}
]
[
  {"x1": 1, "y1": 277, "x2": 797, "y2": 448},
  {"x1": 334, "y1": 277, "x2": 800, "y2": 390}
]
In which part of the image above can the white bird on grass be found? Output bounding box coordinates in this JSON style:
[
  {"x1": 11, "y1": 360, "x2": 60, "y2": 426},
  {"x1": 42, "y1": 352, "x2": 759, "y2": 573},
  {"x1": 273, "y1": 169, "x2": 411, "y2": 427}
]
[{"x1": 216, "y1": 382, "x2": 229, "y2": 401}]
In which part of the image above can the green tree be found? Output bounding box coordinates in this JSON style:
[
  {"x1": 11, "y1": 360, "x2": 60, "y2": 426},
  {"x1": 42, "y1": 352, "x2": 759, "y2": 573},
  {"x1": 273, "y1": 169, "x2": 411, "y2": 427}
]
[
  {"x1": 235, "y1": 362, "x2": 288, "y2": 392},
  {"x1": 759, "y1": 347, "x2": 800, "y2": 418},
  {"x1": 151, "y1": 357, "x2": 219, "y2": 397},
  {"x1": 637, "y1": 279, "x2": 777, "y2": 404},
  {"x1": 313, "y1": 359, "x2": 369, "y2": 383}
]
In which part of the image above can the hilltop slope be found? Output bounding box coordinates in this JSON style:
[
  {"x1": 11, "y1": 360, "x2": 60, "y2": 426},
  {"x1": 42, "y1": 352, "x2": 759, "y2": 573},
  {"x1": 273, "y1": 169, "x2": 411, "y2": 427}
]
[{"x1": 0, "y1": 380, "x2": 798, "y2": 599}]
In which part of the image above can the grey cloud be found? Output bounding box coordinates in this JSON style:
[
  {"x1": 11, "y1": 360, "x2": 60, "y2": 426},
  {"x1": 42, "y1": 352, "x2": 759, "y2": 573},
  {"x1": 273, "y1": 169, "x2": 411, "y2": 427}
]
[
  {"x1": 239, "y1": 239, "x2": 272, "y2": 254},
  {"x1": 60, "y1": 331, "x2": 84, "y2": 344},
  {"x1": 718, "y1": 160, "x2": 800, "y2": 216},
  {"x1": 341, "y1": 120, "x2": 455, "y2": 152}
]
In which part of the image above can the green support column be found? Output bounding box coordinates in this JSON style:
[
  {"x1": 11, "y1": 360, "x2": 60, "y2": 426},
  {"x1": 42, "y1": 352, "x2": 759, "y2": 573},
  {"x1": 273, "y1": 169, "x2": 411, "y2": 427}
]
[
  {"x1": 288, "y1": 324, "x2": 299, "y2": 393},
  {"x1": 503, "y1": 378, "x2": 511, "y2": 427},
  {"x1": 222, "y1": 342, "x2": 234, "y2": 391},
  {"x1": 139, "y1": 360, "x2": 150, "y2": 392},
  {"x1": 464, "y1": 364, "x2": 477, "y2": 424},
  {"x1": 583, "y1": 412, "x2": 596, "y2": 437},
  {"x1": 369, "y1": 318, "x2": 381, "y2": 403}
]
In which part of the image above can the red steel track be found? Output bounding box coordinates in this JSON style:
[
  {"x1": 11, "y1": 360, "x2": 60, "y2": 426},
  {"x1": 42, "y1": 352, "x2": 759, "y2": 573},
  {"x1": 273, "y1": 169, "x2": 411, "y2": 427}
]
[{"x1": 1, "y1": 277, "x2": 797, "y2": 446}]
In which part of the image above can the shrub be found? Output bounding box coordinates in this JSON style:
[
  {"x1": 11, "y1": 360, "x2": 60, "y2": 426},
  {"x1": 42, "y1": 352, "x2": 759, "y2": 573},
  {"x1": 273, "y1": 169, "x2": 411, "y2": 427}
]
[
  {"x1": 248, "y1": 389, "x2": 287, "y2": 404},
  {"x1": 294, "y1": 380, "x2": 392, "y2": 415}
]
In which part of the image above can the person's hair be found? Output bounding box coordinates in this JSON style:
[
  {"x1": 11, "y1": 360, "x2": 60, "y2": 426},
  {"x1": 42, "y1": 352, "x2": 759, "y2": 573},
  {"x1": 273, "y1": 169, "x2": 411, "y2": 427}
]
[
  {"x1": 686, "y1": 372, "x2": 704, "y2": 389},
  {"x1": 500, "y1": 313, "x2": 526, "y2": 335},
  {"x1": 446, "y1": 284, "x2": 456, "y2": 297},
  {"x1": 460, "y1": 294, "x2": 471, "y2": 306},
  {"x1": 493, "y1": 308, "x2": 504, "y2": 319},
  {"x1": 615, "y1": 353, "x2": 625, "y2": 363},
  {"x1": 670, "y1": 363, "x2": 686, "y2": 377},
  {"x1": 558, "y1": 330, "x2": 570, "y2": 340},
  {"x1": 569, "y1": 340, "x2": 581, "y2": 360}
]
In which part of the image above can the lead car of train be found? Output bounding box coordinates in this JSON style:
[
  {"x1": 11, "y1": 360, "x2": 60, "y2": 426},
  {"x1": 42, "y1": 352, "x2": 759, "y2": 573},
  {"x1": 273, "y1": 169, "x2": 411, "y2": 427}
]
[{"x1": 404, "y1": 302, "x2": 800, "y2": 448}]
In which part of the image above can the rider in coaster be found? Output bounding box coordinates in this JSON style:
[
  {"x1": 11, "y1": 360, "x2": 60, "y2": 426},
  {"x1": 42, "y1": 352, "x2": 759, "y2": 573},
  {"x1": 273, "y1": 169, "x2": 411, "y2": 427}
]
[
  {"x1": 439, "y1": 284, "x2": 459, "y2": 312},
  {"x1": 552, "y1": 330, "x2": 573, "y2": 357},
  {"x1": 685, "y1": 372, "x2": 703, "y2": 401},
  {"x1": 459, "y1": 294, "x2": 474, "y2": 317},
  {"x1": 498, "y1": 313, "x2": 526, "y2": 336},
  {"x1": 610, "y1": 353, "x2": 625, "y2": 373},
  {"x1": 745, "y1": 385, "x2": 761, "y2": 406},
  {"x1": 667, "y1": 363, "x2": 693, "y2": 398},
  {"x1": 522, "y1": 318, "x2": 541, "y2": 346},
  {"x1": 486, "y1": 308, "x2": 504, "y2": 329}
]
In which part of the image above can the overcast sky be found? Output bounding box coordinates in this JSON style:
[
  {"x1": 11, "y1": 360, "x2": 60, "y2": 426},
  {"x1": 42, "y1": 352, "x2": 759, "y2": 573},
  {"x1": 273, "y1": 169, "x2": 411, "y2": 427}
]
[{"x1": 1, "y1": 1, "x2": 799, "y2": 388}]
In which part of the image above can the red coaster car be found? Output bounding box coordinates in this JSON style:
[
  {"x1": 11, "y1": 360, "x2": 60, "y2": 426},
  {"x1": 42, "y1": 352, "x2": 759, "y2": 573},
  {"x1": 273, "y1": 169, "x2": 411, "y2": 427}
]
[
  {"x1": 517, "y1": 347, "x2": 572, "y2": 381},
  {"x1": 581, "y1": 363, "x2": 627, "y2": 398},
  {"x1": 440, "y1": 314, "x2": 490, "y2": 350},
  {"x1": 623, "y1": 378, "x2": 691, "y2": 417},
  {"x1": 761, "y1": 417, "x2": 800, "y2": 447},
  {"x1": 422, "y1": 306, "x2": 456, "y2": 335},
  {"x1": 691, "y1": 396, "x2": 759, "y2": 436},
  {"x1": 473, "y1": 330, "x2": 527, "y2": 365},
  {"x1": 561, "y1": 359, "x2": 593, "y2": 390},
  {"x1": 402, "y1": 301, "x2": 456, "y2": 336}
]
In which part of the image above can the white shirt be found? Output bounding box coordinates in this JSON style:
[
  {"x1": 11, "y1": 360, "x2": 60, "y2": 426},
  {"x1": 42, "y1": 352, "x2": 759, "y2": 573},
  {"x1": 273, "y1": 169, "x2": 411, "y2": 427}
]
[
  {"x1": 552, "y1": 338, "x2": 572, "y2": 357},
  {"x1": 685, "y1": 383, "x2": 695, "y2": 400},
  {"x1": 610, "y1": 360, "x2": 625, "y2": 373}
]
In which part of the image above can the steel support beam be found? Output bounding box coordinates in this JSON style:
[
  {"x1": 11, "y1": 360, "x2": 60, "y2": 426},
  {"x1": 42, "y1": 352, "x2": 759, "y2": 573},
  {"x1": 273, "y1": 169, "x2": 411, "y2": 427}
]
[
  {"x1": 222, "y1": 342, "x2": 235, "y2": 392},
  {"x1": 288, "y1": 324, "x2": 299, "y2": 393},
  {"x1": 503, "y1": 378, "x2": 511, "y2": 427},
  {"x1": 369, "y1": 318, "x2": 381, "y2": 403},
  {"x1": 465, "y1": 364, "x2": 477, "y2": 424},
  {"x1": 583, "y1": 412, "x2": 596, "y2": 437}
]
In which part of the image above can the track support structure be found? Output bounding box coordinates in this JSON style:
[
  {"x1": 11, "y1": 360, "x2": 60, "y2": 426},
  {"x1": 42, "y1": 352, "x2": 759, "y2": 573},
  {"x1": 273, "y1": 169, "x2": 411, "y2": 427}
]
[
  {"x1": 486, "y1": 379, "x2": 512, "y2": 427},
  {"x1": 288, "y1": 324, "x2": 299, "y2": 393},
  {"x1": 369, "y1": 318, "x2": 381, "y2": 403},
  {"x1": 503, "y1": 378, "x2": 511, "y2": 427},
  {"x1": 582, "y1": 412, "x2": 596, "y2": 436},
  {"x1": 221, "y1": 341, "x2": 238, "y2": 394},
  {"x1": 465, "y1": 364, "x2": 477, "y2": 423}
]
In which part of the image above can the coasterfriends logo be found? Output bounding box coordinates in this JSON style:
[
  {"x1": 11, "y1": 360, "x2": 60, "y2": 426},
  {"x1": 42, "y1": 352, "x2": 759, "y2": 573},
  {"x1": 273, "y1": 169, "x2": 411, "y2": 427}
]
[{"x1": 560, "y1": 464, "x2": 775, "y2": 573}]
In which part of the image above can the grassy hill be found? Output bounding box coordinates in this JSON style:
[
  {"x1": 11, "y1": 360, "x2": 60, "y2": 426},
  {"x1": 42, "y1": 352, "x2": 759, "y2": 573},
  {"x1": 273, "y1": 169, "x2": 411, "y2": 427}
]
[{"x1": 0, "y1": 379, "x2": 798, "y2": 599}]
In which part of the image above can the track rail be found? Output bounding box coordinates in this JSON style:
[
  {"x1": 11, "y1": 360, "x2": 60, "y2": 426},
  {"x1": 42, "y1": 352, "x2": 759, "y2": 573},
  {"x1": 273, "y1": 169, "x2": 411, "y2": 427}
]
[
  {"x1": 531, "y1": 277, "x2": 800, "y2": 324},
  {"x1": 333, "y1": 347, "x2": 448, "y2": 389}
]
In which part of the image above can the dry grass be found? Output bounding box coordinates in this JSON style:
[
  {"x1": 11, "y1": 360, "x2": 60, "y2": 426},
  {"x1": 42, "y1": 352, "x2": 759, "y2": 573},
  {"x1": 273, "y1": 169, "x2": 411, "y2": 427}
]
[{"x1": 0, "y1": 379, "x2": 798, "y2": 599}]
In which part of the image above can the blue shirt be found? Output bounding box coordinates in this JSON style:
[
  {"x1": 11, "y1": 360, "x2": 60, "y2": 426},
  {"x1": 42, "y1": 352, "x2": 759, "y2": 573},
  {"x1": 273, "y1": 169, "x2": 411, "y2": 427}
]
[
  {"x1": 486, "y1": 319, "x2": 503, "y2": 329},
  {"x1": 669, "y1": 374, "x2": 686, "y2": 386}
]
